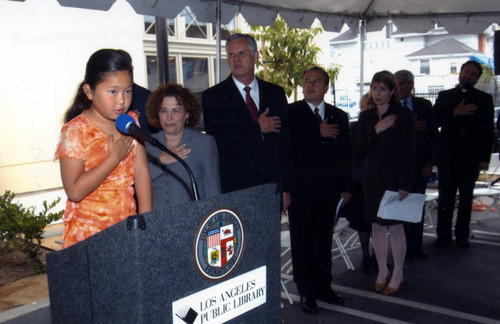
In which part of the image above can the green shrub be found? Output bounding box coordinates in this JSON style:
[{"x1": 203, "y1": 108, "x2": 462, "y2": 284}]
[{"x1": 0, "y1": 190, "x2": 64, "y2": 273}]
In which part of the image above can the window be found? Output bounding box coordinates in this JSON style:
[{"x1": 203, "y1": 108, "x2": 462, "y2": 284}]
[
  {"x1": 420, "y1": 60, "x2": 430, "y2": 75},
  {"x1": 180, "y1": 7, "x2": 207, "y2": 39},
  {"x1": 212, "y1": 17, "x2": 236, "y2": 41},
  {"x1": 144, "y1": 16, "x2": 175, "y2": 36},
  {"x1": 182, "y1": 57, "x2": 208, "y2": 97},
  {"x1": 146, "y1": 56, "x2": 177, "y2": 91},
  {"x1": 450, "y1": 62, "x2": 457, "y2": 73}
]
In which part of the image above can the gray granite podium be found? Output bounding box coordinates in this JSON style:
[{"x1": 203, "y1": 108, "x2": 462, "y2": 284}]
[{"x1": 46, "y1": 184, "x2": 281, "y2": 324}]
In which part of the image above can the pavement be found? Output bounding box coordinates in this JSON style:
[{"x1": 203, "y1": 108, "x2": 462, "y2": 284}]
[
  {"x1": 2, "y1": 188, "x2": 500, "y2": 323},
  {"x1": 280, "y1": 215, "x2": 500, "y2": 323}
]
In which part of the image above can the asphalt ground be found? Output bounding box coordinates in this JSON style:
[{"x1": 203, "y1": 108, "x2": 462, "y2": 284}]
[{"x1": 280, "y1": 205, "x2": 500, "y2": 324}]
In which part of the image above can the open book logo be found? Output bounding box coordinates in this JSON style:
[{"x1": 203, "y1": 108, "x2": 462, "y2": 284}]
[
  {"x1": 194, "y1": 208, "x2": 245, "y2": 280},
  {"x1": 175, "y1": 306, "x2": 198, "y2": 324}
]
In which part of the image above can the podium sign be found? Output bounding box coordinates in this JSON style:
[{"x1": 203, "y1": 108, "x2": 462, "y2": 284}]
[
  {"x1": 172, "y1": 266, "x2": 266, "y2": 323},
  {"x1": 47, "y1": 184, "x2": 281, "y2": 323}
]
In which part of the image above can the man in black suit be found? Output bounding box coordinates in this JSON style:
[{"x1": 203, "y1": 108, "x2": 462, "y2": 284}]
[
  {"x1": 287, "y1": 67, "x2": 351, "y2": 314},
  {"x1": 395, "y1": 70, "x2": 438, "y2": 260},
  {"x1": 131, "y1": 83, "x2": 159, "y2": 135},
  {"x1": 434, "y1": 60, "x2": 494, "y2": 249},
  {"x1": 117, "y1": 49, "x2": 158, "y2": 135},
  {"x1": 202, "y1": 33, "x2": 290, "y2": 210}
]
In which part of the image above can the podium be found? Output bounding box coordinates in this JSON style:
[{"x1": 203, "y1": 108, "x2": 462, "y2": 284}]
[{"x1": 47, "y1": 184, "x2": 281, "y2": 324}]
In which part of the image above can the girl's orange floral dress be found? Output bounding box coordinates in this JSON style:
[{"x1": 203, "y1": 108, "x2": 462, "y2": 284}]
[{"x1": 54, "y1": 111, "x2": 138, "y2": 248}]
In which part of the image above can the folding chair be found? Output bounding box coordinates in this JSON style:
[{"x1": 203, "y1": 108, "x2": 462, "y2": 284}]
[
  {"x1": 472, "y1": 170, "x2": 500, "y2": 224},
  {"x1": 331, "y1": 218, "x2": 356, "y2": 270},
  {"x1": 424, "y1": 191, "x2": 439, "y2": 234},
  {"x1": 331, "y1": 202, "x2": 356, "y2": 271},
  {"x1": 280, "y1": 213, "x2": 294, "y2": 305}
]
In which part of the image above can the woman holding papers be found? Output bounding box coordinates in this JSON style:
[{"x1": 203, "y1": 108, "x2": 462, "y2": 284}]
[{"x1": 355, "y1": 71, "x2": 415, "y2": 295}]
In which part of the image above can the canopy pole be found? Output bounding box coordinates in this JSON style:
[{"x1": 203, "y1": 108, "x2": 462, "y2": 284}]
[
  {"x1": 155, "y1": 16, "x2": 169, "y2": 85},
  {"x1": 215, "y1": 0, "x2": 221, "y2": 83},
  {"x1": 359, "y1": 17, "x2": 366, "y2": 100}
]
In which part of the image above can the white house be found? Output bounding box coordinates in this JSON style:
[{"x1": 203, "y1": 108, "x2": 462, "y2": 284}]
[{"x1": 329, "y1": 23, "x2": 498, "y2": 117}]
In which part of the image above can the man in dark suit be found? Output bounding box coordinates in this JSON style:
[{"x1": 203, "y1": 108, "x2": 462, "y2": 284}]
[
  {"x1": 287, "y1": 67, "x2": 351, "y2": 314},
  {"x1": 131, "y1": 83, "x2": 159, "y2": 135},
  {"x1": 117, "y1": 49, "x2": 158, "y2": 135},
  {"x1": 202, "y1": 33, "x2": 290, "y2": 210},
  {"x1": 395, "y1": 70, "x2": 438, "y2": 260},
  {"x1": 434, "y1": 60, "x2": 494, "y2": 249}
]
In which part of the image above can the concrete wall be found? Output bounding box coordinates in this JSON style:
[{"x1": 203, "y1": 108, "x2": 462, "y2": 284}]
[{"x1": 0, "y1": 0, "x2": 146, "y2": 194}]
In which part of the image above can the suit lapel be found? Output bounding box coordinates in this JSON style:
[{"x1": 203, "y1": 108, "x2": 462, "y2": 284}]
[
  {"x1": 298, "y1": 100, "x2": 320, "y2": 127},
  {"x1": 224, "y1": 76, "x2": 256, "y2": 121},
  {"x1": 225, "y1": 76, "x2": 246, "y2": 107},
  {"x1": 257, "y1": 78, "x2": 272, "y2": 113},
  {"x1": 324, "y1": 104, "x2": 335, "y2": 123},
  {"x1": 411, "y1": 95, "x2": 421, "y2": 117}
]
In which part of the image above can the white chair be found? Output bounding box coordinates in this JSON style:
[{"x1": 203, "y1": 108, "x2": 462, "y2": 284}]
[
  {"x1": 472, "y1": 170, "x2": 500, "y2": 224},
  {"x1": 330, "y1": 201, "x2": 357, "y2": 271},
  {"x1": 331, "y1": 218, "x2": 356, "y2": 270},
  {"x1": 280, "y1": 214, "x2": 294, "y2": 305},
  {"x1": 424, "y1": 191, "x2": 439, "y2": 234}
]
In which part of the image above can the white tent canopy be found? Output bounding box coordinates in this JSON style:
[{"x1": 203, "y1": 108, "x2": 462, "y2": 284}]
[
  {"x1": 57, "y1": 0, "x2": 500, "y2": 34},
  {"x1": 54, "y1": 0, "x2": 500, "y2": 95}
]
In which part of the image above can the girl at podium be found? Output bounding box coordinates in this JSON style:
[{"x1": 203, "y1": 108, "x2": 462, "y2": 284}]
[{"x1": 54, "y1": 49, "x2": 152, "y2": 248}]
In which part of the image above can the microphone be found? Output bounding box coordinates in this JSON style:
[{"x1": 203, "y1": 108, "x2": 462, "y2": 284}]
[
  {"x1": 116, "y1": 114, "x2": 200, "y2": 201},
  {"x1": 116, "y1": 113, "x2": 162, "y2": 147}
]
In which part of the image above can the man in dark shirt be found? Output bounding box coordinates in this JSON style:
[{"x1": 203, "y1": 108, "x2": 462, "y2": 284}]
[{"x1": 433, "y1": 60, "x2": 494, "y2": 249}]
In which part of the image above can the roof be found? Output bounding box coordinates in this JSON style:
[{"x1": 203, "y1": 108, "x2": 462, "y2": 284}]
[
  {"x1": 330, "y1": 31, "x2": 358, "y2": 43},
  {"x1": 406, "y1": 38, "x2": 481, "y2": 57}
]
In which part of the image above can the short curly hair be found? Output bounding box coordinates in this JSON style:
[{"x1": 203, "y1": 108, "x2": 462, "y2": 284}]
[{"x1": 146, "y1": 81, "x2": 201, "y2": 129}]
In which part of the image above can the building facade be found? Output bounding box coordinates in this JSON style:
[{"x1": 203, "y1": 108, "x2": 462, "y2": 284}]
[{"x1": 329, "y1": 23, "x2": 498, "y2": 118}]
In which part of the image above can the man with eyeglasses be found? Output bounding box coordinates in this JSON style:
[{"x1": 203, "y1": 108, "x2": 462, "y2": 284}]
[{"x1": 287, "y1": 67, "x2": 352, "y2": 314}]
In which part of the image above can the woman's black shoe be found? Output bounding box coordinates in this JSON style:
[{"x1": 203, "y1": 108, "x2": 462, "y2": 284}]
[{"x1": 456, "y1": 239, "x2": 471, "y2": 249}]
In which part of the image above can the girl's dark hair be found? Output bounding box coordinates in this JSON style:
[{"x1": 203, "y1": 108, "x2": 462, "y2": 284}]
[
  {"x1": 63, "y1": 49, "x2": 133, "y2": 123},
  {"x1": 146, "y1": 81, "x2": 202, "y2": 129}
]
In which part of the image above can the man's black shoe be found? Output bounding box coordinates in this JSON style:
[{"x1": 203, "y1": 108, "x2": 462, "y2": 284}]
[
  {"x1": 318, "y1": 289, "x2": 345, "y2": 305},
  {"x1": 415, "y1": 250, "x2": 429, "y2": 259},
  {"x1": 405, "y1": 252, "x2": 416, "y2": 261},
  {"x1": 433, "y1": 239, "x2": 451, "y2": 248},
  {"x1": 456, "y1": 239, "x2": 471, "y2": 249},
  {"x1": 300, "y1": 296, "x2": 318, "y2": 314}
]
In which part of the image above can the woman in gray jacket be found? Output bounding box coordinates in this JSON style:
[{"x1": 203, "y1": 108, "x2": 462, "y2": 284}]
[{"x1": 145, "y1": 82, "x2": 221, "y2": 210}]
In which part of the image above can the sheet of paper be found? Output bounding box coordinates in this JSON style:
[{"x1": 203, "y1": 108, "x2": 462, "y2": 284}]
[{"x1": 377, "y1": 190, "x2": 426, "y2": 223}]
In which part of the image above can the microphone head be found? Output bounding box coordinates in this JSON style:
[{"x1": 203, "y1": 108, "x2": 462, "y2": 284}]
[{"x1": 116, "y1": 114, "x2": 135, "y2": 134}]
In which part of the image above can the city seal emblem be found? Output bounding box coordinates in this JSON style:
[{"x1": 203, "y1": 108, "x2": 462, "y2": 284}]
[{"x1": 194, "y1": 208, "x2": 245, "y2": 280}]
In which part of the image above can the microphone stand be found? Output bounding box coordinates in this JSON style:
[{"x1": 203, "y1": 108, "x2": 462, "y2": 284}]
[{"x1": 142, "y1": 136, "x2": 200, "y2": 201}]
